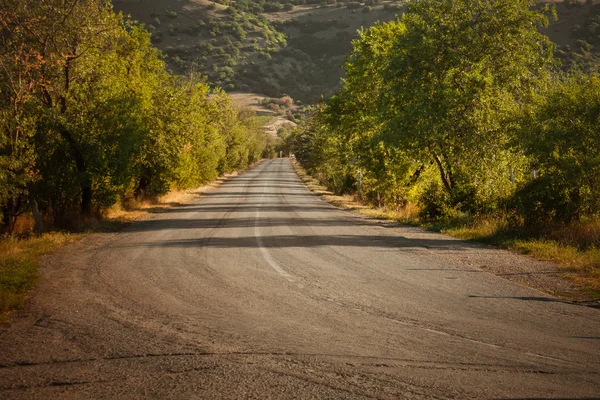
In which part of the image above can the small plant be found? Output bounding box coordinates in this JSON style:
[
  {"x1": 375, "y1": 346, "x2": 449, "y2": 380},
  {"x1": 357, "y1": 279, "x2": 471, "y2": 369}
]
[{"x1": 167, "y1": 10, "x2": 177, "y2": 19}]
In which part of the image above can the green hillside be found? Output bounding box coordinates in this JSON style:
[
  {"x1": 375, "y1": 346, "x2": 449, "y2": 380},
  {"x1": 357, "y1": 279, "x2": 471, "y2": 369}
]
[
  {"x1": 112, "y1": 0, "x2": 600, "y2": 103},
  {"x1": 113, "y1": 0, "x2": 401, "y2": 102}
]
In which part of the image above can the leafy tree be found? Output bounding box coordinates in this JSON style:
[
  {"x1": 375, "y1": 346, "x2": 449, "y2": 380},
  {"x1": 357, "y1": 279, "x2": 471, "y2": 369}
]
[
  {"x1": 382, "y1": 0, "x2": 555, "y2": 212},
  {"x1": 515, "y1": 74, "x2": 600, "y2": 223},
  {"x1": 0, "y1": 0, "x2": 269, "y2": 233},
  {"x1": 0, "y1": 0, "x2": 136, "y2": 221}
]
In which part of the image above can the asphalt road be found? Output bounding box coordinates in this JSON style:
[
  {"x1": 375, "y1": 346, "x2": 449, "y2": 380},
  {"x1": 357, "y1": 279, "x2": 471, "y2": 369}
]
[{"x1": 1, "y1": 158, "x2": 599, "y2": 399}]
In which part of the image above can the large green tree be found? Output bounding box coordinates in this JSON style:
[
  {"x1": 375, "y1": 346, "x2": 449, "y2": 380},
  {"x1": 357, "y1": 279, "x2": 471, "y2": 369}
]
[{"x1": 383, "y1": 0, "x2": 555, "y2": 211}]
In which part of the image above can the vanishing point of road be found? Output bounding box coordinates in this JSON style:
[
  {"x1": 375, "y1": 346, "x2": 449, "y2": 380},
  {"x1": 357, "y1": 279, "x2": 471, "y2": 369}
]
[{"x1": 1, "y1": 159, "x2": 599, "y2": 399}]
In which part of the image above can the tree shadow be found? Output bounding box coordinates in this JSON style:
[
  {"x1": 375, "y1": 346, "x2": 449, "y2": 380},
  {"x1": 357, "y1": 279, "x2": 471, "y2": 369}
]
[
  {"x1": 469, "y1": 296, "x2": 600, "y2": 309},
  {"x1": 469, "y1": 295, "x2": 563, "y2": 302},
  {"x1": 118, "y1": 234, "x2": 471, "y2": 252}
]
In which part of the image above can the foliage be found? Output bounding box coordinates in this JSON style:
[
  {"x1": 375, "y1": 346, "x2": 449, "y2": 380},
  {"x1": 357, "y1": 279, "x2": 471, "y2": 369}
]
[
  {"x1": 514, "y1": 74, "x2": 600, "y2": 224},
  {"x1": 289, "y1": 0, "x2": 600, "y2": 229},
  {"x1": 0, "y1": 0, "x2": 267, "y2": 233}
]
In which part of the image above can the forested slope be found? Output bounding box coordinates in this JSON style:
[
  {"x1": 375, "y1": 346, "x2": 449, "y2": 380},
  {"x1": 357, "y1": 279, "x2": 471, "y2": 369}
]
[
  {"x1": 113, "y1": 0, "x2": 600, "y2": 103},
  {"x1": 113, "y1": 0, "x2": 401, "y2": 102}
]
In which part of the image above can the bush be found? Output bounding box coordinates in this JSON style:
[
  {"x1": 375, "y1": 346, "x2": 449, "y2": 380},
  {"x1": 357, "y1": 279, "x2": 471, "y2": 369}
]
[
  {"x1": 512, "y1": 177, "x2": 582, "y2": 226},
  {"x1": 517, "y1": 74, "x2": 600, "y2": 224},
  {"x1": 263, "y1": 2, "x2": 283, "y2": 12},
  {"x1": 419, "y1": 182, "x2": 452, "y2": 220}
]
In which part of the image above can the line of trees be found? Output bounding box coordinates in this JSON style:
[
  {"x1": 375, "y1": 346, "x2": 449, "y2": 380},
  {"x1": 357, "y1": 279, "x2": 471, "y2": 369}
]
[
  {"x1": 290, "y1": 0, "x2": 600, "y2": 229},
  {"x1": 0, "y1": 0, "x2": 268, "y2": 233}
]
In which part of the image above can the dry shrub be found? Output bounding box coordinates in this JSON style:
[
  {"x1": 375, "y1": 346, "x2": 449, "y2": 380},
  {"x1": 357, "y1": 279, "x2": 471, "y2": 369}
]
[{"x1": 549, "y1": 218, "x2": 600, "y2": 250}]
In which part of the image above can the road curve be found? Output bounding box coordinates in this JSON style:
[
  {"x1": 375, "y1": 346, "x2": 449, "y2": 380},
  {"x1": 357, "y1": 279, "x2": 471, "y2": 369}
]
[{"x1": 1, "y1": 158, "x2": 599, "y2": 399}]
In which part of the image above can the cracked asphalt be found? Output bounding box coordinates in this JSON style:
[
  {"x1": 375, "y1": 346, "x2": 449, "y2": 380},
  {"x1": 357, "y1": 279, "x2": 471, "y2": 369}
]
[{"x1": 0, "y1": 158, "x2": 599, "y2": 399}]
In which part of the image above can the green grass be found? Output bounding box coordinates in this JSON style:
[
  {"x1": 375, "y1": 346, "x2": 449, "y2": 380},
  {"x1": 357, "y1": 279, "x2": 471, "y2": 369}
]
[{"x1": 0, "y1": 233, "x2": 82, "y2": 322}]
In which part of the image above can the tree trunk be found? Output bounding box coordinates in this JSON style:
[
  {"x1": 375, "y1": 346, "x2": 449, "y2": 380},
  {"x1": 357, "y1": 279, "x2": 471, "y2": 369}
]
[
  {"x1": 56, "y1": 126, "x2": 93, "y2": 216},
  {"x1": 1, "y1": 198, "x2": 22, "y2": 234},
  {"x1": 28, "y1": 183, "x2": 44, "y2": 234},
  {"x1": 135, "y1": 167, "x2": 153, "y2": 199},
  {"x1": 409, "y1": 164, "x2": 426, "y2": 185},
  {"x1": 433, "y1": 154, "x2": 453, "y2": 193}
]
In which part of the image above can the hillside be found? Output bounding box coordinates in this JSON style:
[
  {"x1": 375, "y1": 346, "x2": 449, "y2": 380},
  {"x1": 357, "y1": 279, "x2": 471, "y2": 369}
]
[
  {"x1": 113, "y1": 0, "x2": 600, "y2": 103},
  {"x1": 113, "y1": 0, "x2": 400, "y2": 103},
  {"x1": 542, "y1": 0, "x2": 600, "y2": 71}
]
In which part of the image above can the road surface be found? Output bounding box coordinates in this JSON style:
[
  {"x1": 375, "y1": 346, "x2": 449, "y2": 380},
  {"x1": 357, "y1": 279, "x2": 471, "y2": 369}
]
[{"x1": 1, "y1": 159, "x2": 599, "y2": 399}]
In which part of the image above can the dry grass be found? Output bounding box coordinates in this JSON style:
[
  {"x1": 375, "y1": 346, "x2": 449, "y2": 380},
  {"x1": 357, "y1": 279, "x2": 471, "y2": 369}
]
[
  {"x1": 293, "y1": 160, "x2": 421, "y2": 222},
  {"x1": 443, "y1": 219, "x2": 600, "y2": 296},
  {"x1": 293, "y1": 160, "x2": 600, "y2": 298},
  {"x1": 0, "y1": 232, "x2": 82, "y2": 322},
  {"x1": 102, "y1": 173, "x2": 242, "y2": 225},
  {"x1": 0, "y1": 166, "x2": 256, "y2": 321}
]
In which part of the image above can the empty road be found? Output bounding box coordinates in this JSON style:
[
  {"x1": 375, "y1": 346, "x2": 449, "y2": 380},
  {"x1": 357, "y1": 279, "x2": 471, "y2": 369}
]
[{"x1": 1, "y1": 159, "x2": 599, "y2": 399}]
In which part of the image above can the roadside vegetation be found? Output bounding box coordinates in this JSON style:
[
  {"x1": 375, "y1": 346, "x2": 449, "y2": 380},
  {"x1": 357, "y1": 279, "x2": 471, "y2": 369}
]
[
  {"x1": 0, "y1": 0, "x2": 272, "y2": 318},
  {"x1": 287, "y1": 0, "x2": 600, "y2": 296}
]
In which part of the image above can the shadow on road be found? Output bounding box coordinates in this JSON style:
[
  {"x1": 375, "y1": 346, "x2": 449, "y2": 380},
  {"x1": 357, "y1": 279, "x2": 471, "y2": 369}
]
[
  {"x1": 118, "y1": 234, "x2": 471, "y2": 251},
  {"x1": 469, "y1": 295, "x2": 600, "y2": 309}
]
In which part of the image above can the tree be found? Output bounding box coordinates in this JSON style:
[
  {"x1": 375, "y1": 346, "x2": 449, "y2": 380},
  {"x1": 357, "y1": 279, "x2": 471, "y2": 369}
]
[
  {"x1": 515, "y1": 74, "x2": 600, "y2": 223},
  {"x1": 0, "y1": 0, "x2": 151, "y2": 218},
  {"x1": 316, "y1": 21, "x2": 422, "y2": 204},
  {"x1": 382, "y1": 0, "x2": 555, "y2": 211},
  {"x1": 0, "y1": 0, "x2": 268, "y2": 233}
]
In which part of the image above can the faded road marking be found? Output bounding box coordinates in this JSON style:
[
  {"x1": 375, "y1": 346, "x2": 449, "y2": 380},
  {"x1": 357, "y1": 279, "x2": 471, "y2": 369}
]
[{"x1": 255, "y1": 182, "x2": 295, "y2": 282}]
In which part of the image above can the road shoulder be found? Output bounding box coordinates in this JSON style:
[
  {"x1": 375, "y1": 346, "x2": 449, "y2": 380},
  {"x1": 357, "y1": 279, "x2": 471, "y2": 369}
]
[{"x1": 290, "y1": 159, "x2": 600, "y2": 308}]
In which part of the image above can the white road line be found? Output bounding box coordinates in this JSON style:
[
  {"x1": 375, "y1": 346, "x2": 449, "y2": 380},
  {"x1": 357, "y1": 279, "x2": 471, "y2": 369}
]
[{"x1": 255, "y1": 181, "x2": 295, "y2": 282}]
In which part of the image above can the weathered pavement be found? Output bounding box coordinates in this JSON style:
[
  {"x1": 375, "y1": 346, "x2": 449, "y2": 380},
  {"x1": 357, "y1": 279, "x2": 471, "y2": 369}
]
[{"x1": 1, "y1": 158, "x2": 599, "y2": 399}]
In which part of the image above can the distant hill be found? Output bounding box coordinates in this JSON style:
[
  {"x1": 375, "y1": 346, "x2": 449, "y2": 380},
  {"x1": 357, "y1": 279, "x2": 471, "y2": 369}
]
[
  {"x1": 113, "y1": 0, "x2": 400, "y2": 102},
  {"x1": 113, "y1": 0, "x2": 600, "y2": 103},
  {"x1": 541, "y1": 0, "x2": 600, "y2": 72}
]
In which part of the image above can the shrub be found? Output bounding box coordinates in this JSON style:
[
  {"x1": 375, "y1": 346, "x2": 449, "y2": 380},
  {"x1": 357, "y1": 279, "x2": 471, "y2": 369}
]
[
  {"x1": 263, "y1": 2, "x2": 283, "y2": 12},
  {"x1": 516, "y1": 74, "x2": 600, "y2": 224}
]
